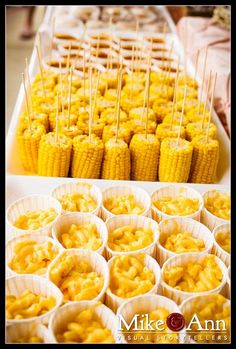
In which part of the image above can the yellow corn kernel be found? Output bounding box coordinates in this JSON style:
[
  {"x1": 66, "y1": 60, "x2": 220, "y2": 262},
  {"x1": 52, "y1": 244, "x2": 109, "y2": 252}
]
[
  {"x1": 177, "y1": 85, "x2": 198, "y2": 101},
  {"x1": 163, "y1": 112, "x2": 189, "y2": 127},
  {"x1": 122, "y1": 82, "x2": 144, "y2": 97},
  {"x1": 49, "y1": 112, "x2": 78, "y2": 131},
  {"x1": 159, "y1": 138, "x2": 193, "y2": 182},
  {"x1": 130, "y1": 134, "x2": 160, "y2": 181},
  {"x1": 156, "y1": 123, "x2": 186, "y2": 141},
  {"x1": 128, "y1": 119, "x2": 157, "y2": 135},
  {"x1": 129, "y1": 107, "x2": 156, "y2": 122},
  {"x1": 177, "y1": 75, "x2": 198, "y2": 89},
  {"x1": 189, "y1": 135, "x2": 219, "y2": 184},
  {"x1": 102, "y1": 125, "x2": 132, "y2": 144},
  {"x1": 100, "y1": 108, "x2": 128, "y2": 125},
  {"x1": 59, "y1": 124, "x2": 83, "y2": 139},
  {"x1": 71, "y1": 134, "x2": 104, "y2": 179},
  {"x1": 101, "y1": 138, "x2": 130, "y2": 180},
  {"x1": 152, "y1": 99, "x2": 174, "y2": 123},
  {"x1": 38, "y1": 132, "x2": 72, "y2": 177},
  {"x1": 77, "y1": 120, "x2": 105, "y2": 139},
  {"x1": 186, "y1": 122, "x2": 217, "y2": 141},
  {"x1": 120, "y1": 95, "x2": 143, "y2": 113},
  {"x1": 95, "y1": 97, "x2": 116, "y2": 114},
  {"x1": 19, "y1": 112, "x2": 49, "y2": 132}
]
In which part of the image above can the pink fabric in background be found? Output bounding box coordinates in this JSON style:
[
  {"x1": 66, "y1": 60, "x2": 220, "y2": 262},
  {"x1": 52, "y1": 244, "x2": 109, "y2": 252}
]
[{"x1": 177, "y1": 16, "x2": 230, "y2": 136}]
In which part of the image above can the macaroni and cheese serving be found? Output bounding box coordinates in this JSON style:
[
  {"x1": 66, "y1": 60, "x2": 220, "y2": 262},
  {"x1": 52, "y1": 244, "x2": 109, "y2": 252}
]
[
  {"x1": 215, "y1": 230, "x2": 230, "y2": 253},
  {"x1": 56, "y1": 308, "x2": 115, "y2": 343},
  {"x1": 59, "y1": 224, "x2": 102, "y2": 251},
  {"x1": 13, "y1": 208, "x2": 58, "y2": 230},
  {"x1": 163, "y1": 255, "x2": 223, "y2": 292},
  {"x1": 108, "y1": 225, "x2": 154, "y2": 252},
  {"x1": 204, "y1": 191, "x2": 230, "y2": 220},
  {"x1": 109, "y1": 255, "x2": 155, "y2": 298},
  {"x1": 6, "y1": 289, "x2": 56, "y2": 320},
  {"x1": 153, "y1": 196, "x2": 199, "y2": 216},
  {"x1": 8, "y1": 240, "x2": 59, "y2": 275},
  {"x1": 58, "y1": 193, "x2": 97, "y2": 213},
  {"x1": 103, "y1": 195, "x2": 144, "y2": 215},
  {"x1": 49, "y1": 255, "x2": 104, "y2": 301},
  {"x1": 162, "y1": 231, "x2": 205, "y2": 253}
]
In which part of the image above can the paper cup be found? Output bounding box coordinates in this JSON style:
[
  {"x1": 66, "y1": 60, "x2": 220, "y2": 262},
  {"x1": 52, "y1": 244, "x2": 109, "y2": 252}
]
[
  {"x1": 117, "y1": 294, "x2": 186, "y2": 344},
  {"x1": 6, "y1": 275, "x2": 63, "y2": 326},
  {"x1": 47, "y1": 249, "x2": 109, "y2": 303},
  {"x1": 6, "y1": 195, "x2": 62, "y2": 240},
  {"x1": 180, "y1": 294, "x2": 230, "y2": 344},
  {"x1": 105, "y1": 254, "x2": 161, "y2": 313},
  {"x1": 161, "y1": 253, "x2": 228, "y2": 305},
  {"x1": 6, "y1": 233, "x2": 61, "y2": 277},
  {"x1": 52, "y1": 212, "x2": 108, "y2": 256},
  {"x1": 201, "y1": 189, "x2": 230, "y2": 231},
  {"x1": 101, "y1": 184, "x2": 151, "y2": 221},
  {"x1": 105, "y1": 214, "x2": 159, "y2": 260},
  {"x1": 151, "y1": 185, "x2": 203, "y2": 223},
  {"x1": 227, "y1": 266, "x2": 230, "y2": 299},
  {"x1": 51, "y1": 181, "x2": 102, "y2": 216},
  {"x1": 48, "y1": 300, "x2": 126, "y2": 343},
  {"x1": 6, "y1": 323, "x2": 54, "y2": 344},
  {"x1": 212, "y1": 223, "x2": 230, "y2": 267},
  {"x1": 157, "y1": 217, "x2": 214, "y2": 266}
]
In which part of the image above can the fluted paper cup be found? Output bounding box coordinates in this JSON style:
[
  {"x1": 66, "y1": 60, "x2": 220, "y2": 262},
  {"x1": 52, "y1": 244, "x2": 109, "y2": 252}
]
[
  {"x1": 180, "y1": 294, "x2": 230, "y2": 344},
  {"x1": 6, "y1": 195, "x2": 62, "y2": 240},
  {"x1": 117, "y1": 294, "x2": 186, "y2": 344},
  {"x1": 151, "y1": 185, "x2": 203, "y2": 223},
  {"x1": 52, "y1": 213, "x2": 108, "y2": 256},
  {"x1": 6, "y1": 275, "x2": 63, "y2": 326},
  {"x1": 101, "y1": 185, "x2": 151, "y2": 221},
  {"x1": 6, "y1": 323, "x2": 54, "y2": 344},
  {"x1": 51, "y1": 181, "x2": 102, "y2": 216},
  {"x1": 157, "y1": 217, "x2": 214, "y2": 266},
  {"x1": 47, "y1": 249, "x2": 109, "y2": 303},
  {"x1": 6, "y1": 233, "x2": 61, "y2": 277},
  {"x1": 161, "y1": 253, "x2": 228, "y2": 305},
  {"x1": 227, "y1": 266, "x2": 230, "y2": 299},
  {"x1": 212, "y1": 223, "x2": 230, "y2": 267},
  {"x1": 201, "y1": 189, "x2": 230, "y2": 231},
  {"x1": 105, "y1": 254, "x2": 161, "y2": 313},
  {"x1": 105, "y1": 214, "x2": 159, "y2": 260},
  {"x1": 48, "y1": 300, "x2": 126, "y2": 343}
]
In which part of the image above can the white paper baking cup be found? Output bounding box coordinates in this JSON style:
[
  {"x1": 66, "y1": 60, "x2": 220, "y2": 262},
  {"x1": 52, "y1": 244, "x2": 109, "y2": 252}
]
[
  {"x1": 6, "y1": 195, "x2": 62, "y2": 240},
  {"x1": 6, "y1": 323, "x2": 54, "y2": 344},
  {"x1": 105, "y1": 254, "x2": 161, "y2": 313},
  {"x1": 161, "y1": 253, "x2": 228, "y2": 305},
  {"x1": 227, "y1": 266, "x2": 230, "y2": 299},
  {"x1": 201, "y1": 189, "x2": 230, "y2": 231},
  {"x1": 180, "y1": 294, "x2": 230, "y2": 344},
  {"x1": 51, "y1": 181, "x2": 102, "y2": 216},
  {"x1": 6, "y1": 275, "x2": 63, "y2": 326},
  {"x1": 101, "y1": 184, "x2": 151, "y2": 221},
  {"x1": 151, "y1": 185, "x2": 203, "y2": 223},
  {"x1": 48, "y1": 300, "x2": 126, "y2": 343},
  {"x1": 157, "y1": 217, "x2": 214, "y2": 266},
  {"x1": 105, "y1": 214, "x2": 159, "y2": 260},
  {"x1": 47, "y1": 249, "x2": 109, "y2": 303},
  {"x1": 6, "y1": 233, "x2": 61, "y2": 277},
  {"x1": 212, "y1": 223, "x2": 230, "y2": 267},
  {"x1": 52, "y1": 212, "x2": 108, "y2": 256},
  {"x1": 117, "y1": 294, "x2": 186, "y2": 344}
]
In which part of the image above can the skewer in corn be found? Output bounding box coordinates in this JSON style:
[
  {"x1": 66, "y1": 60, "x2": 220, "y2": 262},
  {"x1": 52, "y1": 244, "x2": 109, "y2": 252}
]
[
  {"x1": 59, "y1": 60, "x2": 65, "y2": 117},
  {"x1": 129, "y1": 43, "x2": 135, "y2": 99},
  {"x1": 160, "y1": 22, "x2": 167, "y2": 79},
  {"x1": 189, "y1": 72, "x2": 219, "y2": 183},
  {"x1": 163, "y1": 41, "x2": 174, "y2": 85},
  {"x1": 50, "y1": 16, "x2": 55, "y2": 62},
  {"x1": 197, "y1": 45, "x2": 208, "y2": 113},
  {"x1": 66, "y1": 42, "x2": 72, "y2": 87},
  {"x1": 36, "y1": 45, "x2": 46, "y2": 99},
  {"x1": 159, "y1": 84, "x2": 193, "y2": 182},
  {"x1": 176, "y1": 84, "x2": 187, "y2": 146},
  {"x1": 206, "y1": 72, "x2": 217, "y2": 143},
  {"x1": 67, "y1": 65, "x2": 74, "y2": 129},
  {"x1": 25, "y1": 57, "x2": 33, "y2": 114},
  {"x1": 193, "y1": 49, "x2": 200, "y2": 83},
  {"x1": 170, "y1": 57, "x2": 180, "y2": 130},
  {"x1": 201, "y1": 70, "x2": 211, "y2": 127}
]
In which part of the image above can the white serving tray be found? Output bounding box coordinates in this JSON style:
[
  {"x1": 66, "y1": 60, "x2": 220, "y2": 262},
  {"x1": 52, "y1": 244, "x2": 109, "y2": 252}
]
[{"x1": 6, "y1": 6, "x2": 230, "y2": 184}]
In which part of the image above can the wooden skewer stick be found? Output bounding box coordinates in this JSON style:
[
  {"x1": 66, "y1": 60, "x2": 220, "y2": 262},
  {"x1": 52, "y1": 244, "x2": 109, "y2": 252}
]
[
  {"x1": 197, "y1": 46, "x2": 209, "y2": 113},
  {"x1": 67, "y1": 65, "x2": 74, "y2": 129},
  {"x1": 59, "y1": 60, "x2": 65, "y2": 117},
  {"x1": 36, "y1": 45, "x2": 46, "y2": 99},
  {"x1": 22, "y1": 72, "x2": 31, "y2": 131},
  {"x1": 176, "y1": 84, "x2": 187, "y2": 146},
  {"x1": 145, "y1": 56, "x2": 151, "y2": 139},
  {"x1": 141, "y1": 55, "x2": 150, "y2": 122},
  {"x1": 25, "y1": 57, "x2": 33, "y2": 114},
  {"x1": 193, "y1": 49, "x2": 200, "y2": 83},
  {"x1": 50, "y1": 16, "x2": 55, "y2": 62},
  {"x1": 92, "y1": 70, "x2": 101, "y2": 117},
  {"x1": 115, "y1": 68, "x2": 123, "y2": 142},
  {"x1": 170, "y1": 57, "x2": 180, "y2": 130},
  {"x1": 95, "y1": 36, "x2": 100, "y2": 60},
  {"x1": 38, "y1": 31, "x2": 42, "y2": 61},
  {"x1": 201, "y1": 70, "x2": 212, "y2": 128},
  {"x1": 129, "y1": 43, "x2": 135, "y2": 99},
  {"x1": 55, "y1": 92, "x2": 59, "y2": 143},
  {"x1": 66, "y1": 42, "x2": 72, "y2": 87},
  {"x1": 206, "y1": 72, "x2": 217, "y2": 143},
  {"x1": 88, "y1": 67, "x2": 93, "y2": 142},
  {"x1": 161, "y1": 22, "x2": 167, "y2": 78},
  {"x1": 163, "y1": 41, "x2": 174, "y2": 84},
  {"x1": 83, "y1": 48, "x2": 86, "y2": 110},
  {"x1": 183, "y1": 17, "x2": 188, "y2": 77}
]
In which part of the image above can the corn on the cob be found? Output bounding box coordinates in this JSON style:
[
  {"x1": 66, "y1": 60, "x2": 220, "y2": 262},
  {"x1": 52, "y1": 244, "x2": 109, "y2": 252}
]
[
  {"x1": 186, "y1": 122, "x2": 217, "y2": 141},
  {"x1": 186, "y1": 110, "x2": 210, "y2": 123},
  {"x1": 152, "y1": 99, "x2": 174, "y2": 123},
  {"x1": 80, "y1": 77, "x2": 106, "y2": 95},
  {"x1": 130, "y1": 134, "x2": 160, "y2": 181},
  {"x1": 71, "y1": 134, "x2": 104, "y2": 178},
  {"x1": 176, "y1": 98, "x2": 202, "y2": 114},
  {"x1": 76, "y1": 87, "x2": 101, "y2": 104},
  {"x1": 122, "y1": 82, "x2": 144, "y2": 97},
  {"x1": 156, "y1": 123, "x2": 186, "y2": 141},
  {"x1": 177, "y1": 85, "x2": 198, "y2": 101},
  {"x1": 163, "y1": 112, "x2": 189, "y2": 127},
  {"x1": 150, "y1": 84, "x2": 174, "y2": 101},
  {"x1": 61, "y1": 74, "x2": 82, "y2": 89},
  {"x1": 95, "y1": 97, "x2": 116, "y2": 114},
  {"x1": 38, "y1": 132, "x2": 72, "y2": 177},
  {"x1": 17, "y1": 121, "x2": 46, "y2": 173},
  {"x1": 136, "y1": 90, "x2": 161, "y2": 108},
  {"x1": 100, "y1": 70, "x2": 122, "y2": 89},
  {"x1": 32, "y1": 100, "x2": 57, "y2": 115},
  {"x1": 177, "y1": 75, "x2": 198, "y2": 89},
  {"x1": 189, "y1": 135, "x2": 219, "y2": 183},
  {"x1": 129, "y1": 107, "x2": 156, "y2": 122},
  {"x1": 31, "y1": 88, "x2": 55, "y2": 100},
  {"x1": 124, "y1": 72, "x2": 146, "y2": 85},
  {"x1": 120, "y1": 95, "x2": 143, "y2": 113},
  {"x1": 102, "y1": 125, "x2": 132, "y2": 144},
  {"x1": 59, "y1": 124, "x2": 83, "y2": 139},
  {"x1": 159, "y1": 138, "x2": 193, "y2": 182},
  {"x1": 150, "y1": 72, "x2": 174, "y2": 86},
  {"x1": 49, "y1": 112, "x2": 78, "y2": 131},
  {"x1": 104, "y1": 89, "x2": 119, "y2": 102},
  {"x1": 128, "y1": 119, "x2": 157, "y2": 134},
  {"x1": 54, "y1": 83, "x2": 77, "y2": 96},
  {"x1": 77, "y1": 119, "x2": 105, "y2": 138},
  {"x1": 100, "y1": 108, "x2": 128, "y2": 125},
  {"x1": 19, "y1": 112, "x2": 49, "y2": 132},
  {"x1": 101, "y1": 138, "x2": 131, "y2": 180}
]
